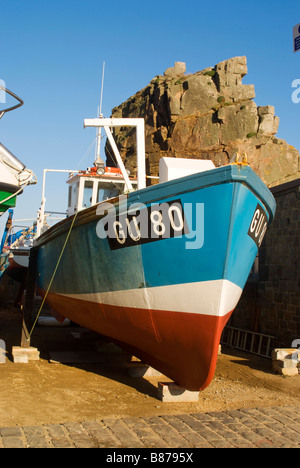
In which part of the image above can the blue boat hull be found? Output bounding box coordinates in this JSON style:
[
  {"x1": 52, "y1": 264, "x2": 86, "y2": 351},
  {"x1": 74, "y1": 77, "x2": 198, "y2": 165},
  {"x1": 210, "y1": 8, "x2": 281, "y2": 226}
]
[{"x1": 35, "y1": 165, "x2": 276, "y2": 390}]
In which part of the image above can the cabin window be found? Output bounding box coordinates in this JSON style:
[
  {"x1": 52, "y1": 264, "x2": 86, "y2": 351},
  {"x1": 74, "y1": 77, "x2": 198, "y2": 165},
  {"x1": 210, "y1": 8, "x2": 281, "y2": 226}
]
[
  {"x1": 68, "y1": 186, "x2": 72, "y2": 208},
  {"x1": 96, "y1": 182, "x2": 123, "y2": 203},
  {"x1": 68, "y1": 181, "x2": 79, "y2": 213},
  {"x1": 82, "y1": 180, "x2": 94, "y2": 208}
]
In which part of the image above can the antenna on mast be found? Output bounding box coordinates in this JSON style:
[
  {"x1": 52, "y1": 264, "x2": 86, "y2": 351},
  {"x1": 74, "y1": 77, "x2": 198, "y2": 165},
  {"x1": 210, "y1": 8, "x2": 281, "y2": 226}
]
[
  {"x1": 94, "y1": 61, "x2": 106, "y2": 174},
  {"x1": 99, "y1": 61, "x2": 105, "y2": 118}
]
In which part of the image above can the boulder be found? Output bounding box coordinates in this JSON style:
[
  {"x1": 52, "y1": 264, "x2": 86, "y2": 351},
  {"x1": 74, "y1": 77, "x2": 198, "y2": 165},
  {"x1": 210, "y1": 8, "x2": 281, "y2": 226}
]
[{"x1": 106, "y1": 57, "x2": 300, "y2": 187}]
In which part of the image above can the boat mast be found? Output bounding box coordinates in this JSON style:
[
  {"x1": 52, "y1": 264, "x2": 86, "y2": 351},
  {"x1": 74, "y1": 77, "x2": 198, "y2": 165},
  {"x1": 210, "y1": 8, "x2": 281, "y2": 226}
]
[
  {"x1": 94, "y1": 61, "x2": 105, "y2": 171},
  {"x1": 84, "y1": 118, "x2": 145, "y2": 191}
]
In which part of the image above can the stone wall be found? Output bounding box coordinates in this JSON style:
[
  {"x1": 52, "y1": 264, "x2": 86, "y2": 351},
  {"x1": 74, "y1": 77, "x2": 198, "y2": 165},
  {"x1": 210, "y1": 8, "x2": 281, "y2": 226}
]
[
  {"x1": 230, "y1": 179, "x2": 300, "y2": 347},
  {"x1": 106, "y1": 57, "x2": 300, "y2": 187}
]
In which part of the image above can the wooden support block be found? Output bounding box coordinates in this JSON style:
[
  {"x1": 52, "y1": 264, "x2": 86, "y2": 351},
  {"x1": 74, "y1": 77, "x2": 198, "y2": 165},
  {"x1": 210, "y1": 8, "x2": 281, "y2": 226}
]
[
  {"x1": 128, "y1": 362, "x2": 162, "y2": 378},
  {"x1": 272, "y1": 348, "x2": 300, "y2": 376},
  {"x1": 13, "y1": 353, "x2": 28, "y2": 364},
  {"x1": 272, "y1": 348, "x2": 300, "y2": 360},
  {"x1": 0, "y1": 340, "x2": 6, "y2": 364},
  {"x1": 12, "y1": 346, "x2": 40, "y2": 363},
  {"x1": 157, "y1": 382, "x2": 199, "y2": 402},
  {"x1": 276, "y1": 368, "x2": 299, "y2": 376},
  {"x1": 273, "y1": 359, "x2": 299, "y2": 369}
]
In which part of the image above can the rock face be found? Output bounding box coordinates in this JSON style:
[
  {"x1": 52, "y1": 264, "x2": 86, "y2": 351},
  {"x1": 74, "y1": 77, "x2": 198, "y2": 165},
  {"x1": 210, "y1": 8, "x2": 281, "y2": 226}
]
[{"x1": 106, "y1": 57, "x2": 300, "y2": 187}]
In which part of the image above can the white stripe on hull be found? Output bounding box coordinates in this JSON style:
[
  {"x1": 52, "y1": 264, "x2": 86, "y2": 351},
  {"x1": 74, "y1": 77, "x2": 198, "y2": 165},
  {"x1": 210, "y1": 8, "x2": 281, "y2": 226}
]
[{"x1": 57, "y1": 279, "x2": 242, "y2": 318}]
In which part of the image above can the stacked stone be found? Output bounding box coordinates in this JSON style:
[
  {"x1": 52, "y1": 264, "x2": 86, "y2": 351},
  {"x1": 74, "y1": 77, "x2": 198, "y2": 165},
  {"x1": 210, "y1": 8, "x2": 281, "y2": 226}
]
[{"x1": 272, "y1": 348, "x2": 300, "y2": 376}]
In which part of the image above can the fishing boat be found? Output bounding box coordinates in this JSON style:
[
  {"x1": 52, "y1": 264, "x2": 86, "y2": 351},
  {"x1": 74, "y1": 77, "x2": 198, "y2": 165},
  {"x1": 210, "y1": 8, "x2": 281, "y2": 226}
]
[
  {"x1": 0, "y1": 86, "x2": 37, "y2": 278},
  {"x1": 29, "y1": 117, "x2": 276, "y2": 391}
]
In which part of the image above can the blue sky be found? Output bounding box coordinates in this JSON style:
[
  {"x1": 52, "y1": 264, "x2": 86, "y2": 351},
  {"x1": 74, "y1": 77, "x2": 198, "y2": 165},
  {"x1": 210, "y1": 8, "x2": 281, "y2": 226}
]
[{"x1": 0, "y1": 0, "x2": 299, "y2": 231}]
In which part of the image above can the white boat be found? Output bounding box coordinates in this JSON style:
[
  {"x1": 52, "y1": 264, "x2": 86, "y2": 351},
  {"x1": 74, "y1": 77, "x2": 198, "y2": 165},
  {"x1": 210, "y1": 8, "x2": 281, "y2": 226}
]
[{"x1": 0, "y1": 85, "x2": 37, "y2": 279}]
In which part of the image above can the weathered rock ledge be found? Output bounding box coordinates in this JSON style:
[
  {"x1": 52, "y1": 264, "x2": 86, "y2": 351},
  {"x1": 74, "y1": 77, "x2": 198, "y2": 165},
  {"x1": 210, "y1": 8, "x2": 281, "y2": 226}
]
[{"x1": 106, "y1": 56, "x2": 299, "y2": 187}]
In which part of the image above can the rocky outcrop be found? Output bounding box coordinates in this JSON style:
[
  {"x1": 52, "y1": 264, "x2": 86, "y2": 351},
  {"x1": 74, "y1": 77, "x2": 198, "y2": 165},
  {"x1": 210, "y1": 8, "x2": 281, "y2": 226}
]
[{"x1": 106, "y1": 56, "x2": 300, "y2": 187}]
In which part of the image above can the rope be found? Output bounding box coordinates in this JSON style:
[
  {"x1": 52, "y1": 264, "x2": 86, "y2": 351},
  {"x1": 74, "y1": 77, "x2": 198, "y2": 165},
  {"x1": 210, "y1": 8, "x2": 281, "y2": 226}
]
[
  {"x1": 25, "y1": 210, "x2": 79, "y2": 341},
  {"x1": 0, "y1": 185, "x2": 26, "y2": 206},
  {"x1": 0, "y1": 170, "x2": 37, "y2": 206}
]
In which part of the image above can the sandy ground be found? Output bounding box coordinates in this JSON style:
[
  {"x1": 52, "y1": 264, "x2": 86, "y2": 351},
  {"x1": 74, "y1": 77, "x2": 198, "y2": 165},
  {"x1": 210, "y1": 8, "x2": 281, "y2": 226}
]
[{"x1": 0, "y1": 307, "x2": 299, "y2": 428}]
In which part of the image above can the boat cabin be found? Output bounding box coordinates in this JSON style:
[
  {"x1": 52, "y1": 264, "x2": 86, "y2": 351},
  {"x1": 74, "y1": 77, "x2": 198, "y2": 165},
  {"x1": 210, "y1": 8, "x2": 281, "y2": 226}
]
[
  {"x1": 66, "y1": 166, "x2": 138, "y2": 216},
  {"x1": 36, "y1": 118, "x2": 217, "y2": 237}
]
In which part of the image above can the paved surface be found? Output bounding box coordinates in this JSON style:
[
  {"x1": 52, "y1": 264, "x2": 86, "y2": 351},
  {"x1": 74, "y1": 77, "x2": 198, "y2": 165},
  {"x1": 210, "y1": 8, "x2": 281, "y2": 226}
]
[{"x1": 0, "y1": 405, "x2": 299, "y2": 448}]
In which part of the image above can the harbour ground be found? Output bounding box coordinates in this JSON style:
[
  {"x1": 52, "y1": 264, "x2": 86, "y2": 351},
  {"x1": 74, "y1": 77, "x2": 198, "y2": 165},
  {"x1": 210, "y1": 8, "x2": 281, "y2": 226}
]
[{"x1": 0, "y1": 307, "x2": 299, "y2": 448}]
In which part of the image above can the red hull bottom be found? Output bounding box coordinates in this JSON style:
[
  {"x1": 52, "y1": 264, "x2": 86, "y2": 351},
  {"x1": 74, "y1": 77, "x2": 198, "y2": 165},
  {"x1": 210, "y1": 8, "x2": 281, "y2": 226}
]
[{"x1": 41, "y1": 291, "x2": 232, "y2": 391}]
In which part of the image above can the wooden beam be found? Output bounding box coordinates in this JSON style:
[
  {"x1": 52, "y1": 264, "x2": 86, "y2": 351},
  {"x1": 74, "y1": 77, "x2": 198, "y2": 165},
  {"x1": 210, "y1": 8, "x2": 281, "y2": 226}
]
[{"x1": 20, "y1": 247, "x2": 38, "y2": 348}]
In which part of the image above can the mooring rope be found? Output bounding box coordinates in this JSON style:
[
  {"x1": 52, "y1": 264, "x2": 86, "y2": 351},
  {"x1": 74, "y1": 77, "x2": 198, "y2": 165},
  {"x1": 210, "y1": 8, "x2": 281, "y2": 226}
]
[{"x1": 25, "y1": 210, "x2": 79, "y2": 341}]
